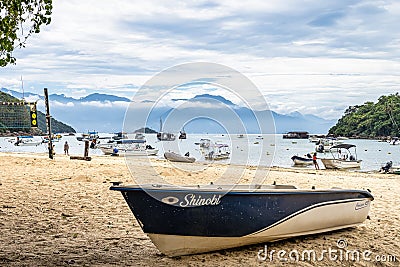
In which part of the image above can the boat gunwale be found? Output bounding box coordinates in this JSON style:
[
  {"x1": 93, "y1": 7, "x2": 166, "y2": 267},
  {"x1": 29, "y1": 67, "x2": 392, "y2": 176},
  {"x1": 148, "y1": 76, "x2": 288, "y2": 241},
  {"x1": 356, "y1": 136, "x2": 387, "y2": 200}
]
[{"x1": 110, "y1": 184, "x2": 373, "y2": 199}]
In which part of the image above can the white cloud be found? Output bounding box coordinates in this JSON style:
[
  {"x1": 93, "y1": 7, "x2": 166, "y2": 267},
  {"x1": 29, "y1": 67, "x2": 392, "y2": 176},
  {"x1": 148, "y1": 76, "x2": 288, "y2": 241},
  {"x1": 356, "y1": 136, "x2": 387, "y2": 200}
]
[
  {"x1": 2, "y1": 0, "x2": 400, "y2": 121},
  {"x1": 79, "y1": 101, "x2": 130, "y2": 109},
  {"x1": 50, "y1": 101, "x2": 75, "y2": 108}
]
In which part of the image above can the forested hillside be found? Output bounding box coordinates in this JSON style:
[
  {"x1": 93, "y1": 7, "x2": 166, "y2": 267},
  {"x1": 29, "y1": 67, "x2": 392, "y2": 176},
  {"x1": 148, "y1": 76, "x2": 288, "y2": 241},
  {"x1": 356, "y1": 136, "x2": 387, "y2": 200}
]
[
  {"x1": 0, "y1": 92, "x2": 75, "y2": 134},
  {"x1": 329, "y1": 93, "x2": 400, "y2": 138}
]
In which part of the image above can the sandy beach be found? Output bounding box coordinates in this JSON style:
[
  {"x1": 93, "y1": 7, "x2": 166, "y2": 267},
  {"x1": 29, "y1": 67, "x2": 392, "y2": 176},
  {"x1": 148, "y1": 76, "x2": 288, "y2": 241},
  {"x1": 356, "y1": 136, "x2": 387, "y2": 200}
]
[{"x1": 0, "y1": 152, "x2": 399, "y2": 266}]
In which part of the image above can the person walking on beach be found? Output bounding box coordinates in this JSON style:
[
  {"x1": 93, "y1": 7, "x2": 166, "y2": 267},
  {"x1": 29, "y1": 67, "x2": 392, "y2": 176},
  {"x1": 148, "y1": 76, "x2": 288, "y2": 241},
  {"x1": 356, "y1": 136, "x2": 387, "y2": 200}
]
[
  {"x1": 313, "y1": 152, "x2": 319, "y2": 170},
  {"x1": 64, "y1": 141, "x2": 69, "y2": 156}
]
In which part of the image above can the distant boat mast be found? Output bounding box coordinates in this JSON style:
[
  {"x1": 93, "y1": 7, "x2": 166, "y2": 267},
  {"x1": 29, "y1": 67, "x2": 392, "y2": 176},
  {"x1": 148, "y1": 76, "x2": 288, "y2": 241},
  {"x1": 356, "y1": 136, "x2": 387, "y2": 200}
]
[{"x1": 20, "y1": 75, "x2": 24, "y2": 101}]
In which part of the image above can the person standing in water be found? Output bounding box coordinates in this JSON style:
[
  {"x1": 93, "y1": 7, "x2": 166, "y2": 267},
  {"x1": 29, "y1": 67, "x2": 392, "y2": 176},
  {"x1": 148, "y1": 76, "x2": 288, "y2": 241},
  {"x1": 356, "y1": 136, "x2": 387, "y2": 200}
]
[{"x1": 313, "y1": 152, "x2": 319, "y2": 170}]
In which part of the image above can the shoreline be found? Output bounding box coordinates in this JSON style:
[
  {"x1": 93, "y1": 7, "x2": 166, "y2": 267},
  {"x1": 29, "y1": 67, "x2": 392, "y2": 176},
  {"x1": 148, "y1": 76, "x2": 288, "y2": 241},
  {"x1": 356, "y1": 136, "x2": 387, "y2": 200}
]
[{"x1": 0, "y1": 152, "x2": 399, "y2": 266}]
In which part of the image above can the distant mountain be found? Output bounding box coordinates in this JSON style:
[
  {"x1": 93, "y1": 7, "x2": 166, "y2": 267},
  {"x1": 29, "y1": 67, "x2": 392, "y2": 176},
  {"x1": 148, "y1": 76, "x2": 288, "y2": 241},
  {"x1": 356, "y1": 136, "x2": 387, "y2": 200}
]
[
  {"x1": 134, "y1": 127, "x2": 157, "y2": 133},
  {"x1": 172, "y1": 94, "x2": 236, "y2": 106},
  {"x1": 0, "y1": 88, "x2": 335, "y2": 133},
  {"x1": 0, "y1": 88, "x2": 130, "y2": 103},
  {"x1": 80, "y1": 93, "x2": 130, "y2": 102}
]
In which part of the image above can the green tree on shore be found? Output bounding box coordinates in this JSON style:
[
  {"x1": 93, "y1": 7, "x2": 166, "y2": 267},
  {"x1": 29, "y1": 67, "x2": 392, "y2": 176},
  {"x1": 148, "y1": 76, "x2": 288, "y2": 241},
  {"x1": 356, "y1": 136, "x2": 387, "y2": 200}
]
[
  {"x1": 0, "y1": 0, "x2": 52, "y2": 67},
  {"x1": 329, "y1": 93, "x2": 400, "y2": 138}
]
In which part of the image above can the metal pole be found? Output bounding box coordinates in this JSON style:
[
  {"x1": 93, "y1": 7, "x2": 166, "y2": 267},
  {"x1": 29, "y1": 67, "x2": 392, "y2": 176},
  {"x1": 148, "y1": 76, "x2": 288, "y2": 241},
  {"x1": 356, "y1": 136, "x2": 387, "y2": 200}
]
[{"x1": 44, "y1": 88, "x2": 53, "y2": 159}]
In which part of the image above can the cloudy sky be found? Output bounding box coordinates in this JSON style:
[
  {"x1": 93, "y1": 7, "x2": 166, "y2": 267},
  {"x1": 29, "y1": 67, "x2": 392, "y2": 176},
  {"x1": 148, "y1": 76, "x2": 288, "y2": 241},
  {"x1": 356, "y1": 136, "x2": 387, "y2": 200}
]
[{"x1": 1, "y1": 0, "x2": 400, "y2": 120}]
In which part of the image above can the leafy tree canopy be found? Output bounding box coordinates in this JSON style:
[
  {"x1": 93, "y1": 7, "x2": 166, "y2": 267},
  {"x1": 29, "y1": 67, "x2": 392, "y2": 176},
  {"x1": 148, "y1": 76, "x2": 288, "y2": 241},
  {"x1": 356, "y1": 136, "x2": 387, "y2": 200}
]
[
  {"x1": 329, "y1": 93, "x2": 400, "y2": 138},
  {"x1": 0, "y1": 0, "x2": 52, "y2": 67}
]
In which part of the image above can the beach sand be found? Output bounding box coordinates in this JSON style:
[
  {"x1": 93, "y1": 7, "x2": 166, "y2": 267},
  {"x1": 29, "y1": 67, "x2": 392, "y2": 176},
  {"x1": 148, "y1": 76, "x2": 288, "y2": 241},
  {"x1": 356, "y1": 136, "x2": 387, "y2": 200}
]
[{"x1": 0, "y1": 152, "x2": 399, "y2": 266}]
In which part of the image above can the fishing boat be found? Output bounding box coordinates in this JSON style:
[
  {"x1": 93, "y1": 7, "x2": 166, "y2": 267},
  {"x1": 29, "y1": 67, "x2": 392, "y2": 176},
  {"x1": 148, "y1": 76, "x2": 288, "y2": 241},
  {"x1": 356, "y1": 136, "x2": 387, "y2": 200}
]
[
  {"x1": 291, "y1": 154, "x2": 313, "y2": 166},
  {"x1": 42, "y1": 134, "x2": 62, "y2": 143},
  {"x1": 283, "y1": 131, "x2": 309, "y2": 139},
  {"x1": 110, "y1": 183, "x2": 373, "y2": 256},
  {"x1": 164, "y1": 152, "x2": 195, "y2": 163},
  {"x1": 14, "y1": 136, "x2": 42, "y2": 146},
  {"x1": 135, "y1": 133, "x2": 145, "y2": 140},
  {"x1": 320, "y1": 144, "x2": 362, "y2": 169},
  {"x1": 112, "y1": 132, "x2": 128, "y2": 141},
  {"x1": 76, "y1": 131, "x2": 99, "y2": 142},
  {"x1": 157, "y1": 118, "x2": 176, "y2": 141},
  {"x1": 315, "y1": 138, "x2": 343, "y2": 153},
  {"x1": 98, "y1": 139, "x2": 158, "y2": 156},
  {"x1": 388, "y1": 137, "x2": 400, "y2": 145},
  {"x1": 178, "y1": 129, "x2": 187, "y2": 139},
  {"x1": 198, "y1": 139, "x2": 230, "y2": 160},
  {"x1": 308, "y1": 134, "x2": 326, "y2": 143}
]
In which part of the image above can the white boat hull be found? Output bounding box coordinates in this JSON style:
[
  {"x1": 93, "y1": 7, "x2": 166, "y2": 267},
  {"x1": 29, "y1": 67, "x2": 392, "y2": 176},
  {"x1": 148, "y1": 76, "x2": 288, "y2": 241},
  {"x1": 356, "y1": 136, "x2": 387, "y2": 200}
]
[
  {"x1": 147, "y1": 199, "x2": 371, "y2": 256},
  {"x1": 16, "y1": 141, "x2": 42, "y2": 146},
  {"x1": 321, "y1": 159, "x2": 362, "y2": 169},
  {"x1": 100, "y1": 147, "x2": 158, "y2": 156},
  {"x1": 293, "y1": 159, "x2": 313, "y2": 166},
  {"x1": 164, "y1": 152, "x2": 196, "y2": 163}
]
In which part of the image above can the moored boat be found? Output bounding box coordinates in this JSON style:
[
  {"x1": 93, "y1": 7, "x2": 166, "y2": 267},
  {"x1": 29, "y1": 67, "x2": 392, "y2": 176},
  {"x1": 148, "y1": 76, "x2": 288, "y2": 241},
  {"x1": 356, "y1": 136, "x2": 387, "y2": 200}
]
[
  {"x1": 134, "y1": 133, "x2": 145, "y2": 140},
  {"x1": 110, "y1": 183, "x2": 373, "y2": 256},
  {"x1": 98, "y1": 139, "x2": 158, "y2": 156},
  {"x1": 291, "y1": 155, "x2": 313, "y2": 166},
  {"x1": 320, "y1": 144, "x2": 362, "y2": 169},
  {"x1": 157, "y1": 117, "x2": 176, "y2": 141},
  {"x1": 283, "y1": 131, "x2": 309, "y2": 139},
  {"x1": 112, "y1": 132, "x2": 128, "y2": 141},
  {"x1": 315, "y1": 138, "x2": 343, "y2": 153},
  {"x1": 178, "y1": 130, "x2": 187, "y2": 139},
  {"x1": 198, "y1": 139, "x2": 230, "y2": 160},
  {"x1": 14, "y1": 136, "x2": 42, "y2": 146},
  {"x1": 76, "y1": 131, "x2": 99, "y2": 142},
  {"x1": 164, "y1": 152, "x2": 195, "y2": 163}
]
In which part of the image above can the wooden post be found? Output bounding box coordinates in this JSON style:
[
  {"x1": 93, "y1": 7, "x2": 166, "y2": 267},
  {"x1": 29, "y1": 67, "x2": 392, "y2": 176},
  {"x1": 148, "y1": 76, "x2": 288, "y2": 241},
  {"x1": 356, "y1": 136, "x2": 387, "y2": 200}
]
[
  {"x1": 84, "y1": 140, "x2": 89, "y2": 158},
  {"x1": 44, "y1": 88, "x2": 53, "y2": 159},
  {"x1": 70, "y1": 140, "x2": 91, "y2": 161}
]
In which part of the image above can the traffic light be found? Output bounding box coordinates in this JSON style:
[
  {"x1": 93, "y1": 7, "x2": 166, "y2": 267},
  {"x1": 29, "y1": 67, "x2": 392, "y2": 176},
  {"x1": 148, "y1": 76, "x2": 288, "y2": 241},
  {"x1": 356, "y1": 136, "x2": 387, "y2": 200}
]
[{"x1": 30, "y1": 103, "x2": 38, "y2": 128}]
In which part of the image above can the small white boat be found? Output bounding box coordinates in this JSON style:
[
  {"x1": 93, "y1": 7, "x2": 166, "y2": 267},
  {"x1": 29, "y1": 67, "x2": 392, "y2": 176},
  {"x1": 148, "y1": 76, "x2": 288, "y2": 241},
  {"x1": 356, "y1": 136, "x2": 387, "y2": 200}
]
[
  {"x1": 157, "y1": 117, "x2": 176, "y2": 141},
  {"x1": 198, "y1": 139, "x2": 230, "y2": 160},
  {"x1": 164, "y1": 152, "x2": 195, "y2": 163},
  {"x1": 178, "y1": 130, "x2": 187, "y2": 139},
  {"x1": 134, "y1": 133, "x2": 145, "y2": 140},
  {"x1": 291, "y1": 155, "x2": 313, "y2": 166},
  {"x1": 321, "y1": 158, "x2": 362, "y2": 169},
  {"x1": 77, "y1": 131, "x2": 99, "y2": 142},
  {"x1": 389, "y1": 137, "x2": 400, "y2": 145},
  {"x1": 98, "y1": 139, "x2": 158, "y2": 156},
  {"x1": 315, "y1": 138, "x2": 343, "y2": 152},
  {"x1": 320, "y1": 144, "x2": 362, "y2": 169},
  {"x1": 111, "y1": 183, "x2": 374, "y2": 256},
  {"x1": 14, "y1": 136, "x2": 42, "y2": 146}
]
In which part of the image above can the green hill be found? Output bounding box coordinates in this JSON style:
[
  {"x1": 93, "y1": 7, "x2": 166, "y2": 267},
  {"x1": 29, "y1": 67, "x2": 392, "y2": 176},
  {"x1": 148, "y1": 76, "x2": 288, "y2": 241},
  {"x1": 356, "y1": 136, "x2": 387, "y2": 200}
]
[
  {"x1": 329, "y1": 93, "x2": 400, "y2": 138},
  {"x1": 134, "y1": 127, "x2": 157, "y2": 133},
  {"x1": 0, "y1": 91, "x2": 76, "y2": 134}
]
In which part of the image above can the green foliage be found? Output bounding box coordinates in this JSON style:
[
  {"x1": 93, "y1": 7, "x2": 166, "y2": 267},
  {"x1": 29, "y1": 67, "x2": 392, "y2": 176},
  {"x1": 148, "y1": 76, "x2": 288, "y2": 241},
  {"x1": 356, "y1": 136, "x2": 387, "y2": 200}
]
[
  {"x1": 134, "y1": 127, "x2": 157, "y2": 134},
  {"x1": 0, "y1": 90, "x2": 76, "y2": 133},
  {"x1": 329, "y1": 93, "x2": 400, "y2": 137},
  {"x1": 0, "y1": 0, "x2": 53, "y2": 67}
]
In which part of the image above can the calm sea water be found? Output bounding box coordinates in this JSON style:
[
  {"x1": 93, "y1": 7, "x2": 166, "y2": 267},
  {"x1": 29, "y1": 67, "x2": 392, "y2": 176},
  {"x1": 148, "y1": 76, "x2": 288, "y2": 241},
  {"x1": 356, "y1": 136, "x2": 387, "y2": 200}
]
[{"x1": 0, "y1": 134, "x2": 398, "y2": 171}]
